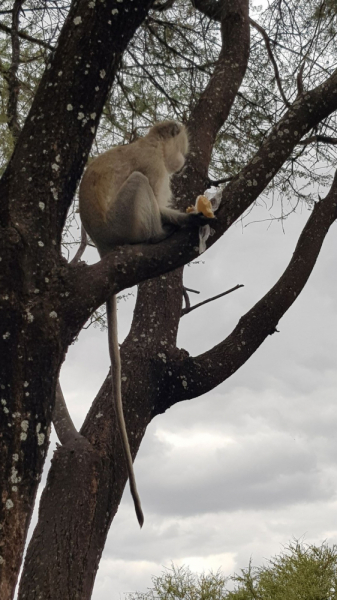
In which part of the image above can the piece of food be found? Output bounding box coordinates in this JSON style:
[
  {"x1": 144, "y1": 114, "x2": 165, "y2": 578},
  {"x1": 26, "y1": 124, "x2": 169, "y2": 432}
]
[{"x1": 196, "y1": 195, "x2": 215, "y2": 218}]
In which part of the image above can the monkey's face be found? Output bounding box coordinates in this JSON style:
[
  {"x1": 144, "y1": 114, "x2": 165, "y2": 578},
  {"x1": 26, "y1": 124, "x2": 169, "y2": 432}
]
[
  {"x1": 164, "y1": 130, "x2": 189, "y2": 174},
  {"x1": 168, "y1": 150, "x2": 186, "y2": 174}
]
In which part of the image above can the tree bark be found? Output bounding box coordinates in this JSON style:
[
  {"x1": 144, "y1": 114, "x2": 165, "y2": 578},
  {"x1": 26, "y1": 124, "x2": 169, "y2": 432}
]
[{"x1": 0, "y1": 1, "x2": 156, "y2": 598}]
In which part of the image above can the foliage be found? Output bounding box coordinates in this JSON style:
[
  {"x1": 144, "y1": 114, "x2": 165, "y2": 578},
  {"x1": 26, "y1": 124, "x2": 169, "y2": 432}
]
[
  {"x1": 127, "y1": 565, "x2": 228, "y2": 600},
  {"x1": 230, "y1": 540, "x2": 337, "y2": 600},
  {"x1": 1, "y1": 0, "x2": 337, "y2": 199},
  {"x1": 128, "y1": 542, "x2": 337, "y2": 600},
  {"x1": 0, "y1": 0, "x2": 68, "y2": 172}
]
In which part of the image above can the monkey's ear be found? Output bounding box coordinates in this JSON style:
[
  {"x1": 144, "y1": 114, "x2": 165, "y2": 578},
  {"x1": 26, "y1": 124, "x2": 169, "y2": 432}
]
[{"x1": 156, "y1": 121, "x2": 182, "y2": 139}]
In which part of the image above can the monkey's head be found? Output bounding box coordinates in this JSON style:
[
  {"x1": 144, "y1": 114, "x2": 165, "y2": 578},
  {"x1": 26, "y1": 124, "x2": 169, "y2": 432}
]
[{"x1": 148, "y1": 120, "x2": 189, "y2": 174}]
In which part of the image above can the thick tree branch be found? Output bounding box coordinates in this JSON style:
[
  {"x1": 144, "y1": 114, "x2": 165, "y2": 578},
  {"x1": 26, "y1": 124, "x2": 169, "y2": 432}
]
[
  {"x1": 191, "y1": 0, "x2": 223, "y2": 20},
  {"x1": 158, "y1": 173, "x2": 337, "y2": 408},
  {"x1": 177, "y1": 0, "x2": 250, "y2": 201},
  {"x1": 213, "y1": 66, "x2": 337, "y2": 239},
  {"x1": 60, "y1": 228, "x2": 200, "y2": 339}
]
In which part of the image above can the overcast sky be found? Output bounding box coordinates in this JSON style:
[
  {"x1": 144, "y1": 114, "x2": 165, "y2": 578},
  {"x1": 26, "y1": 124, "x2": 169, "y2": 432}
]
[
  {"x1": 55, "y1": 192, "x2": 337, "y2": 599},
  {"x1": 27, "y1": 193, "x2": 337, "y2": 599}
]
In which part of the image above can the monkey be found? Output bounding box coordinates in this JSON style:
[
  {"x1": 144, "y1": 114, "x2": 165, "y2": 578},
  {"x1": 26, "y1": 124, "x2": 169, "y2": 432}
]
[{"x1": 79, "y1": 121, "x2": 214, "y2": 527}]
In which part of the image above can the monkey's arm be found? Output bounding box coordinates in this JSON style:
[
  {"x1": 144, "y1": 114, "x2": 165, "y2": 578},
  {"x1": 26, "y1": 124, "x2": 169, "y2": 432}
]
[
  {"x1": 148, "y1": 207, "x2": 216, "y2": 243},
  {"x1": 160, "y1": 207, "x2": 215, "y2": 228}
]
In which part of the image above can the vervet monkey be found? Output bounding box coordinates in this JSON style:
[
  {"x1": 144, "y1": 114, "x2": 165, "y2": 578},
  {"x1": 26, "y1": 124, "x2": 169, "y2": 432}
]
[{"x1": 79, "y1": 121, "x2": 214, "y2": 527}]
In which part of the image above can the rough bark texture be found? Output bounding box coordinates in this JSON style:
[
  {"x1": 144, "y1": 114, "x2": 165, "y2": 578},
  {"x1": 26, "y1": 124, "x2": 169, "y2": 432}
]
[
  {"x1": 0, "y1": 0, "x2": 336, "y2": 599},
  {"x1": 0, "y1": 1, "x2": 156, "y2": 598}
]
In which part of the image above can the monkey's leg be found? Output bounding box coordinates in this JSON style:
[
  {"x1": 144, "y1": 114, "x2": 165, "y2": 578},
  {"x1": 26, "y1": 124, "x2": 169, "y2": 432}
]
[{"x1": 106, "y1": 171, "x2": 168, "y2": 244}]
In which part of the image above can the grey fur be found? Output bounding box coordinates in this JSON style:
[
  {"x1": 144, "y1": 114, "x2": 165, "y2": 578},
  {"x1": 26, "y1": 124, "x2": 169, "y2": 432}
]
[{"x1": 79, "y1": 121, "x2": 214, "y2": 527}]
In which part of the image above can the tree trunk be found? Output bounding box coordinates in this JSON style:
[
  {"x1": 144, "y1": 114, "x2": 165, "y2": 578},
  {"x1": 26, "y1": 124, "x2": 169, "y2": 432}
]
[
  {"x1": 0, "y1": 0, "x2": 156, "y2": 596},
  {"x1": 18, "y1": 325, "x2": 175, "y2": 600}
]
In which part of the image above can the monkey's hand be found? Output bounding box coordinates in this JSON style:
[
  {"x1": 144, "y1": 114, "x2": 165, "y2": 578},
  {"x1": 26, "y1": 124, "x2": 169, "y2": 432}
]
[{"x1": 186, "y1": 212, "x2": 216, "y2": 228}]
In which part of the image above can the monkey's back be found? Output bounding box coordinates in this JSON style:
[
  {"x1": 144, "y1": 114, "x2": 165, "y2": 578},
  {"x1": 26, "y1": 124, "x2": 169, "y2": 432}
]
[{"x1": 79, "y1": 137, "x2": 170, "y2": 228}]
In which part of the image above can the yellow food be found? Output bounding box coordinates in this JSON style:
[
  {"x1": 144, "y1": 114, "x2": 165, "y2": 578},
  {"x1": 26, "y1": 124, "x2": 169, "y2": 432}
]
[{"x1": 196, "y1": 195, "x2": 215, "y2": 218}]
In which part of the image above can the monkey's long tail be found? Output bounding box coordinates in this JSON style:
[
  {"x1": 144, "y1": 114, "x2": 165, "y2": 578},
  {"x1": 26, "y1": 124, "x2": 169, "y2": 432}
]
[{"x1": 106, "y1": 295, "x2": 144, "y2": 528}]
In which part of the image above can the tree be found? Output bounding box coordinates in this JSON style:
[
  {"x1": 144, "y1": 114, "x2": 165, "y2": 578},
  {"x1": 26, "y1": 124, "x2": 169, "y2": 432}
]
[
  {"x1": 228, "y1": 541, "x2": 337, "y2": 600},
  {"x1": 0, "y1": 0, "x2": 337, "y2": 599},
  {"x1": 126, "y1": 541, "x2": 337, "y2": 600},
  {"x1": 128, "y1": 564, "x2": 229, "y2": 600}
]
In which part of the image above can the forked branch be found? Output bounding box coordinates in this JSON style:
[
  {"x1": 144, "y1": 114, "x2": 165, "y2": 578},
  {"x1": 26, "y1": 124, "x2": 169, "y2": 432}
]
[
  {"x1": 182, "y1": 284, "x2": 244, "y2": 315},
  {"x1": 53, "y1": 381, "x2": 82, "y2": 445}
]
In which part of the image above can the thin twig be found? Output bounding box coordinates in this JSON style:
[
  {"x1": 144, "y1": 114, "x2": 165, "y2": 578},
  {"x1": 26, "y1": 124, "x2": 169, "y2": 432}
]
[
  {"x1": 207, "y1": 176, "x2": 234, "y2": 187},
  {"x1": 249, "y1": 17, "x2": 291, "y2": 108},
  {"x1": 183, "y1": 286, "x2": 201, "y2": 312},
  {"x1": 127, "y1": 48, "x2": 180, "y2": 113},
  {"x1": 146, "y1": 22, "x2": 209, "y2": 72},
  {"x1": 181, "y1": 284, "x2": 244, "y2": 316},
  {"x1": 297, "y1": 61, "x2": 305, "y2": 95},
  {"x1": 7, "y1": 0, "x2": 25, "y2": 140},
  {"x1": 299, "y1": 135, "x2": 337, "y2": 146},
  {"x1": 0, "y1": 22, "x2": 54, "y2": 50},
  {"x1": 182, "y1": 287, "x2": 191, "y2": 312}
]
